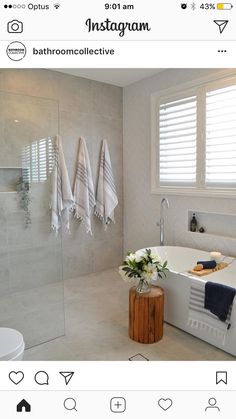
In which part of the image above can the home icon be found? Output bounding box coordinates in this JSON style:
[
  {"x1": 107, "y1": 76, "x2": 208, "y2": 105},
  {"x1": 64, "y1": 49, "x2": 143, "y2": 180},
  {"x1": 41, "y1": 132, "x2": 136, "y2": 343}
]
[{"x1": 16, "y1": 399, "x2": 31, "y2": 412}]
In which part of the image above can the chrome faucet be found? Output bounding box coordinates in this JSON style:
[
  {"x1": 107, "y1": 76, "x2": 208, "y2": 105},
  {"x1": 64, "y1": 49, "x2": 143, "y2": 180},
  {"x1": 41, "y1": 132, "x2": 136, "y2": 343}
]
[{"x1": 157, "y1": 198, "x2": 169, "y2": 246}]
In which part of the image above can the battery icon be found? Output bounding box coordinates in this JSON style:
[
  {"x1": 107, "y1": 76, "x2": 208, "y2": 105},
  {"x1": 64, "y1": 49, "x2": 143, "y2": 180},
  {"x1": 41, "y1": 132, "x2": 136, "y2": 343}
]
[{"x1": 217, "y1": 3, "x2": 233, "y2": 9}]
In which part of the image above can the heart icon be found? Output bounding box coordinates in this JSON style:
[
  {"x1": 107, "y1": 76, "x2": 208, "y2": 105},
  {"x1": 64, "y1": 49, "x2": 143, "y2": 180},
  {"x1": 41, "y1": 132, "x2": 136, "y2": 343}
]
[
  {"x1": 158, "y1": 398, "x2": 173, "y2": 411},
  {"x1": 9, "y1": 371, "x2": 24, "y2": 385}
]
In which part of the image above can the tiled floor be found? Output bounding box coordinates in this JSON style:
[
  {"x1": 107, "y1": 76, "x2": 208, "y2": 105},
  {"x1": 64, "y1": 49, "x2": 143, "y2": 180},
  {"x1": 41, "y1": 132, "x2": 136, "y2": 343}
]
[{"x1": 25, "y1": 268, "x2": 234, "y2": 361}]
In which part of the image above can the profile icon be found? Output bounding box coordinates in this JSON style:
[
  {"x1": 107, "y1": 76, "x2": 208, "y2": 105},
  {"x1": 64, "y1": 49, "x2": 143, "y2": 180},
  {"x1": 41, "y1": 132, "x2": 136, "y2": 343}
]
[
  {"x1": 6, "y1": 42, "x2": 26, "y2": 61},
  {"x1": 205, "y1": 398, "x2": 220, "y2": 412}
]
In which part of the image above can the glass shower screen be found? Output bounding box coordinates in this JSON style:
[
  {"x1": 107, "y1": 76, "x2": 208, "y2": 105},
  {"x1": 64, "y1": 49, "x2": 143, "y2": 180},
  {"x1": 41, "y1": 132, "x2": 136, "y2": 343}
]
[{"x1": 0, "y1": 91, "x2": 65, "y2": 349}]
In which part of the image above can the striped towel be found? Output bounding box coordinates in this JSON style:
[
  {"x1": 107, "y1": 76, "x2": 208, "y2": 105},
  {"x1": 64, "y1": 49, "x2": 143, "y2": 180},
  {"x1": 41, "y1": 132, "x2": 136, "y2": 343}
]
[
  {"x1": 95, "y1": 139, "x2": 118, "y2": 228},
  {"x1": 50, "y1": 135, "x2": 74, "y2": 234},
  {"x1": 188, "y1": 278, "x2": 232, "y2": 344},
  {"x1": 73, "y1": 137, "x2": 95, "y2": 235}
]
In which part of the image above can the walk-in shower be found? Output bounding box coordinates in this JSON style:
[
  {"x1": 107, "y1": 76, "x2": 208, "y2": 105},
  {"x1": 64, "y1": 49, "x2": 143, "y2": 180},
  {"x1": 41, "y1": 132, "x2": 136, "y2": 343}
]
[{"x1": 0, "y1": 91, "x2": 65, "y2": 349}]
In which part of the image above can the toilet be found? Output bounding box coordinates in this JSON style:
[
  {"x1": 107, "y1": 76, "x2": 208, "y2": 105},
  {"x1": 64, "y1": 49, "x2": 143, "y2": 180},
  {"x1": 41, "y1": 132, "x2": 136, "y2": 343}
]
[{"x1": 0, "y1": 328, "x2": 25, "y2": 360}]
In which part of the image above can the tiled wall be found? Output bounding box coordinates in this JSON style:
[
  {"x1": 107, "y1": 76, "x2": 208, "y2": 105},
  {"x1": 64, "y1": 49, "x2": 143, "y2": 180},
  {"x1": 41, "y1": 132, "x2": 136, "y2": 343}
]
[
  {"x1": 123, "y1": 68, "x2": 236, "y2": 258},
  {"x1": 0, "y1": 68, "x2": 123, "y2": 277},
  {"x1": 0, "y1": 69, "x2": 123, "y2": 348}
]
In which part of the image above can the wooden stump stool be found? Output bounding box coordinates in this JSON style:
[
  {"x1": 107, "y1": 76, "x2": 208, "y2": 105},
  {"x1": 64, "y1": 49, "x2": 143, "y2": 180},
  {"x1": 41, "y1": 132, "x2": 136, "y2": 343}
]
[{"x1": 129, "y1": 286, "x2": 164, "y2": 344}]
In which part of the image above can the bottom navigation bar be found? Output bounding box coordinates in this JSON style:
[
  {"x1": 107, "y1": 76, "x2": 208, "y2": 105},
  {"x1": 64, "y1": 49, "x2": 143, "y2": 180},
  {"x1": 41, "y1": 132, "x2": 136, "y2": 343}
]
[{"x1": 0, "y1": 390, "x2": 235, "y2": 418}]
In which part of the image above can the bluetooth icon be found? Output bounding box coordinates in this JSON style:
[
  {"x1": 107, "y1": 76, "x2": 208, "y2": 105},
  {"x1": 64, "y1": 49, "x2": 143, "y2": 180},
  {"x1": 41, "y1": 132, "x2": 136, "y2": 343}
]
[{"x1": 191, "y1": 2, "x2": 196, "y2": 10}]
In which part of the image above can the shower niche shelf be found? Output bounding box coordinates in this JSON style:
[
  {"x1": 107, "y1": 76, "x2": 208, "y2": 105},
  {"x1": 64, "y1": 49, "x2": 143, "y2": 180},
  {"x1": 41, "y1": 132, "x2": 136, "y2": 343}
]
[
  {"x1": 188, "y1": 210, "x2": 236, "y2": 239},
  {"x1": 0, "y1": 167, "x2": 24, "y2": 193}
]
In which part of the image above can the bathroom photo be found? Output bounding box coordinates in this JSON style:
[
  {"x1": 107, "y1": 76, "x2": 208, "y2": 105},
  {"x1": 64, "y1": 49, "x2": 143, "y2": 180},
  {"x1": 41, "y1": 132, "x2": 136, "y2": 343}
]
[{"x1": 1, "y1": 68, "x2": 236, "y2": 361}]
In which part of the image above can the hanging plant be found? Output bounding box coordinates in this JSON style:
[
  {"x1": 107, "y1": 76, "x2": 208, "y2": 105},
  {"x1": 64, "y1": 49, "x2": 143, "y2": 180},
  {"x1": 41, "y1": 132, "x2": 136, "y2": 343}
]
[{"x1": 16, "y1": 176, "x2": 32, "y2": 228}]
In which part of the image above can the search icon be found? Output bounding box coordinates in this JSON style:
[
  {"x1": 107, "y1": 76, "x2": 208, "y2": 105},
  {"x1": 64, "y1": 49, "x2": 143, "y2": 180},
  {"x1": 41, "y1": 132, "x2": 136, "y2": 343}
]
[{"x1": 64, "y1": 398, "x2": 77, "y2": 411}]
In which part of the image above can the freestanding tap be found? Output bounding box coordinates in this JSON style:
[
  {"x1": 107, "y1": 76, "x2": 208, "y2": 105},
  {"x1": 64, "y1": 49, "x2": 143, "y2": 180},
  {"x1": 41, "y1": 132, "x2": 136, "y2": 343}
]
[{"x1": 157, "y1": 198, "x2": 169, "y2": 246}]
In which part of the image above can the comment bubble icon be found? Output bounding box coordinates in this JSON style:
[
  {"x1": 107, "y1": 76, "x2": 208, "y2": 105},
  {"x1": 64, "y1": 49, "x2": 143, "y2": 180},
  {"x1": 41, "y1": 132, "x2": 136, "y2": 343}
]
[{"x1": 34, "y1": 371, "x2": 49, "y2": 386}]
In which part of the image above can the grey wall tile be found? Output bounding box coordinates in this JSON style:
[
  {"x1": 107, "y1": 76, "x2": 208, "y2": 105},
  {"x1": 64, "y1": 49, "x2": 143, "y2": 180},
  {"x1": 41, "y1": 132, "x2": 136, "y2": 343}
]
[
  {"x1": 0, "y1": 262, "x2": 10, "y2": 297},
  {"x1": 9, "y1": 246, "x2": 62, "y2": 293},
  {"x1": 53, "y1": 71, "x2": 93, "y2": 114},
  {"x1": 62, "y1": 242, "x2": 94, "y2": 279},
  {"x1": 1, "y1": 69, "x2": 57, "y2": 99},
  {"x1": 0, "y1": 69, "x2": 123, "y2": 349},
  {"x1": 93, "y1": 206, "x2": 123, "y2": 241},
  {"x1": 92, "y1": 81, "x2": 123, "y2": 119},
  {"x1": 93, "y1": 236, "x2": 123, "y2": 272}
]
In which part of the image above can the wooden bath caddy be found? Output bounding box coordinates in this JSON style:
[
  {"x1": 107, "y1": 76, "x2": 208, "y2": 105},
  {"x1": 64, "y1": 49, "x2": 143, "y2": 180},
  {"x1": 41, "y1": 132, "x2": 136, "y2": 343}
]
[{"x1": 188, "y1": 262, "x2": 228, "y2": 277}]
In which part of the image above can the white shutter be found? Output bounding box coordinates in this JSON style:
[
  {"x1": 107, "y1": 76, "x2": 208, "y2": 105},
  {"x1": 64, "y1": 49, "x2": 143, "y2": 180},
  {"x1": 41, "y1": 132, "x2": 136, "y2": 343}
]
[
  {"x1": 22, "y1": 137, "x2": 54, "y2": 183},
  {"x1": 206, "y1": 84, "x2": 236, "y2": 187},
  {"x1": 159, "y1": 95, "x2": 197, "y2": 187},
  {"x1": 22, "y1": 144, "x2": 30, "y2": 183}
]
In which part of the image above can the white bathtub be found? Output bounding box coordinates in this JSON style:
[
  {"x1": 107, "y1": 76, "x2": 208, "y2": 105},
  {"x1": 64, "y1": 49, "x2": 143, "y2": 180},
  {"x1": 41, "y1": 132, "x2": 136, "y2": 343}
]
[{"x1": 138, "y1": 246, "x2": 236, "y2": 357}]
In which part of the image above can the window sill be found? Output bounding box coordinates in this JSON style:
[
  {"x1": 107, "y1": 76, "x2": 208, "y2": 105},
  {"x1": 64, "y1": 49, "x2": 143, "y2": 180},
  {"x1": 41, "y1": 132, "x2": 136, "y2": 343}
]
[{"x1": 151, "y1": 187, "x2": 236, "y2": 199}]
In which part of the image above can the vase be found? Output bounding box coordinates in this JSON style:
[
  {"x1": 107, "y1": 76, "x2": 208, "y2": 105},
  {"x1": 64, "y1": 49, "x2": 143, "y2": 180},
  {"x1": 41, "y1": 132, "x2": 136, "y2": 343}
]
[{"x1": 136, "y1": 278, "x2": 150, "y2": 294}]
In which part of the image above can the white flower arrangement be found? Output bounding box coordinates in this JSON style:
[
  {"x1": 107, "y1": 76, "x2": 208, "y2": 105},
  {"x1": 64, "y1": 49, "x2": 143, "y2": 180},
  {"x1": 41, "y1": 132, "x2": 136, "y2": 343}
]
[{"x1": 119, "y1": 248, "x2": 168, "y2": 283}]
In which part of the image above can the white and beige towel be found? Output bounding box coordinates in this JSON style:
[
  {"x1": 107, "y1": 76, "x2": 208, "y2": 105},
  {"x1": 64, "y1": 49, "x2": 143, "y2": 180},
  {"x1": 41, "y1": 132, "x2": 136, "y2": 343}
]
[
  {"x1": 73, "y1": 137, "x2": 95, "y2": 235},
  {"x1": 188, "y1": 278, "x2": 231, "y2": 344},
  {"x1": 95, "y1": 139, "x2": 118, "y2": 228},
  {"x1": 50, "y1": 135, "x2": 74, "y2": 234}
]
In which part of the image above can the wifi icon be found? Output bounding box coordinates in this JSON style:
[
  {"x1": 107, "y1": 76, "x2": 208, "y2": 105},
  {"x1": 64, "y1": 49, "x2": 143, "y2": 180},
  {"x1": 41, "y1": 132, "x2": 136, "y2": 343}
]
[{"x1": 54, "y1": 3, "x2": 60, "y2": 9}]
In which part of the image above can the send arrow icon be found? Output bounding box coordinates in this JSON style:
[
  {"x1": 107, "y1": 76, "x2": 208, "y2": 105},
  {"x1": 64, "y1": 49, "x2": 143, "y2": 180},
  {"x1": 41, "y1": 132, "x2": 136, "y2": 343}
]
[
  {"x1": 59, "y1": 372, "x2": 74, "y2": 385},
  {"x1": 214, "y1": 20, "x2": 229, "y2": 33}
]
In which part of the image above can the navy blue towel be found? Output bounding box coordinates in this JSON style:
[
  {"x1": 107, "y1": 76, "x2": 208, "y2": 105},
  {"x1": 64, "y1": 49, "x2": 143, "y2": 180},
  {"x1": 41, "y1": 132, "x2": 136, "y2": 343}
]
[
  {"x1": 197, "y1": 260, "x2": 217, "y2": 269},
  {"x1": 204, "y1": 281, "x2": 236, "y2": 322}
]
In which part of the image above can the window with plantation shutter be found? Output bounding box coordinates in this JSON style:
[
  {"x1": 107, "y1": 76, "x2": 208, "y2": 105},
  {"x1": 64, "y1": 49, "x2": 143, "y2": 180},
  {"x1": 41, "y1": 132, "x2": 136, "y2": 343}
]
[
  {"x1": 159, "y1": 95, "x2": 197, "y2": 187},
  {"x1": 22, "y1": 137, "x2": 54, "y2": 183},
  {"x1": 206, "y1": 84, "x2": 236, "y2": 187},
  {"x1": 152, "y1": 73, "x2": 236, "y2": 196}
]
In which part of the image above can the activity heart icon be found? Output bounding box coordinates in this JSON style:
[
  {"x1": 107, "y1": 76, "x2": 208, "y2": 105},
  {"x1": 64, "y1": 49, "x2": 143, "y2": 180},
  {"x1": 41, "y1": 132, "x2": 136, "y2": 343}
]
[
  {"x1": 158, "y1": 398, "x2": 173, "y2": 411},
  {"x1": 9, "y1": 371, "x2": 24, "y2": 385}
]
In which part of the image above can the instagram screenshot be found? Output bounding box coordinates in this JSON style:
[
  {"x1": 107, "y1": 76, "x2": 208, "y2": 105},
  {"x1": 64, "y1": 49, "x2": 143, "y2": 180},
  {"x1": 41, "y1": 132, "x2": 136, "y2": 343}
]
[{"x1": 0, "y1": 0, "x2": 236, "y2": 417}]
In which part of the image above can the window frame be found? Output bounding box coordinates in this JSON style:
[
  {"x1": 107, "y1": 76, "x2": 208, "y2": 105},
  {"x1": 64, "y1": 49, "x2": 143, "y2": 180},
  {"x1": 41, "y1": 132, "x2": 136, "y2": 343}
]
[{"x1": 151, "y1": 70, "x2": 236, "y2": 198}]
